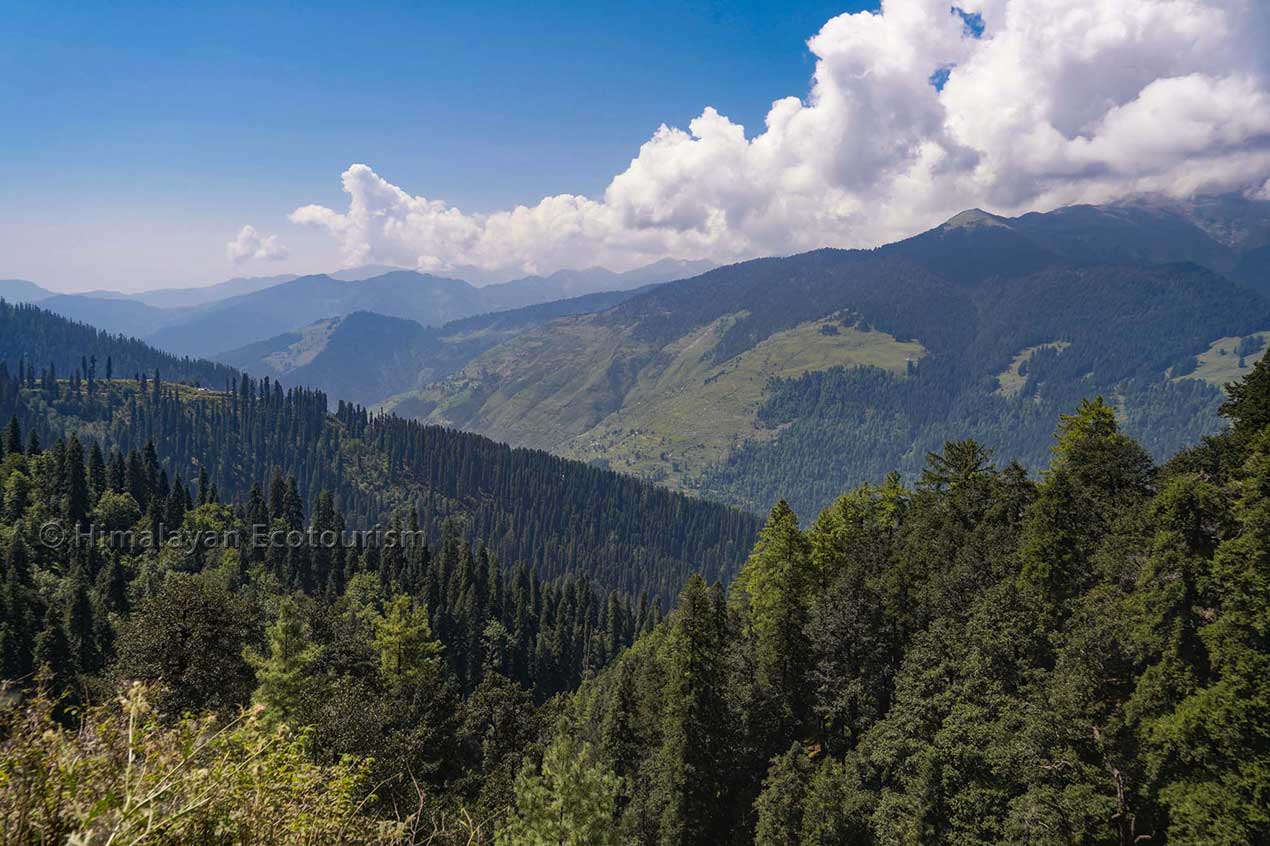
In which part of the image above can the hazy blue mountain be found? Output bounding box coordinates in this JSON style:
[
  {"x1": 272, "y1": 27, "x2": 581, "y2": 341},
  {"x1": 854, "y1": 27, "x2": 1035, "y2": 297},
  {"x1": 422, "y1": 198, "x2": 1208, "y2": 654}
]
[
  {"x1": 74, "y1": 264, "x2": 402, "y2": 309},
  {"x1": 1232, "y1": 244, "x2": 1270, "y2": 298},
  {"x1": 37, "y1": 294, "x2": 192, "y2": 339},
  {"x1": 479, "y1": 258, "x2": 714, "y2": 309},
  {"x1": 147, "y1": 260, "x2": 707, "y2": 359},
  {"x1": 0, "y1": 279, "x2": 54, "y2": 303},
  {"x1": 146, "y1": 271, "x2": 487, "y2": 357},
  {"x1": 219, "y1": 287, "x2": 649, "y2": 406},
  {"x1": 327, "y1": 264, "x2": 409, "y2": 281},
  {"x1": 124, "y1": 273, "x2": 300, "y2": 308}
]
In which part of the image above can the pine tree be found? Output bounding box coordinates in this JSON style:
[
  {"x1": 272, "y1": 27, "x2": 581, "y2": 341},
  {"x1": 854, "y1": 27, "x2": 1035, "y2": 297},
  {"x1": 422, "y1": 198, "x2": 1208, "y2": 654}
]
[
  {"x1": 1020, "y1": 398, "x2": 1153, "y2": 605},
  {"x1": 373, "y1": 594, "x2": 443, "y2": 690},
  {"x1": 3, "y1": 416, "x2": 19, "y2": 456},
  {"x1": 268, "y1": 469, "x2": 287, "y2": 523},
  {"x1": 32, "y1": 601, "x2": 71, "y2": 687},
  {"x1": 281, "y1": 476, "x2": 304, "y2": 530},
  {"x1": 650, "y1": 574, "x2": 730, "y2": 846},
  {"x1": 733, "y1": 500, "x2": 814, "y2": 723},
  {"x1": 753, "y1": 743, "x2": 812, "y2": 846},
  {"x1": 498, "y1": 733, "x2": 621, "y2": 846},
  {"x1": 64, "y1": 559, "x2": 98, "y2": 675},
  {"x1": 245, "y1": 595, "x2": 317, "y2": 725},
  {"x1": 87, "y1": 441, "x2": 107, "y2": 502},
  {"x1": 1151, "y1": 432, "x2": 1270, "y2": 844},
  {"x1": 63, "y1": 436, "x2": 90, "y2": 528}
]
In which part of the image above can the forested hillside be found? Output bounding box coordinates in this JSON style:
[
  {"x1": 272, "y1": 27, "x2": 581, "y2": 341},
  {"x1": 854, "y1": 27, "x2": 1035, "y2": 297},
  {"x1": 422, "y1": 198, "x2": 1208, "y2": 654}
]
[
  {"x1": 533, "y1": 361, "x2": 1270, "y2": 846},
  {"x1": 701, "y1": 262, "x2": 1261, "y2": 515},
  {"x1": 392, "y1": 208, "x2": 1270, "y2": 516},
  {"x1": 5, "y1": 353, "x2": 1267, "y2": 845},
  {"x1": 0, "y1": 405, "x2": 663, "y2": 841},
  {"x1": 0, "y1": 299, "x2": 236, "y2": 389},
  {"x1": 0, "y1": 306, "x2": 757, "y2": 603}
]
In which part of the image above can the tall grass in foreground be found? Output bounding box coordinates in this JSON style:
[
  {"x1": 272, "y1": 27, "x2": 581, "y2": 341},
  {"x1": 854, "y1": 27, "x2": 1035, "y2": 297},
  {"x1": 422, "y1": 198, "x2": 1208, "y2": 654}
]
[{"x1": 0, "y1": 683, "x2": 487, "y2": 846}]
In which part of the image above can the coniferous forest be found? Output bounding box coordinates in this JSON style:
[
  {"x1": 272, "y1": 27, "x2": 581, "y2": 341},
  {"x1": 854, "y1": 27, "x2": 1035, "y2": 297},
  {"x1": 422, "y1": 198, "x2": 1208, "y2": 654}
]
[{"x1": 0, "y1": 294, "x2": 1266, "y2": 845}]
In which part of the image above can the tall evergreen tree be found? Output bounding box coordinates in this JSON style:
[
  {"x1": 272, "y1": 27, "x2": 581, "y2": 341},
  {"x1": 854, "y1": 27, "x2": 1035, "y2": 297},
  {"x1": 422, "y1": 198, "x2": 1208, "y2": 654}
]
[{"x1": 246, "y1": 595, "x2": 317, "y2": 725}]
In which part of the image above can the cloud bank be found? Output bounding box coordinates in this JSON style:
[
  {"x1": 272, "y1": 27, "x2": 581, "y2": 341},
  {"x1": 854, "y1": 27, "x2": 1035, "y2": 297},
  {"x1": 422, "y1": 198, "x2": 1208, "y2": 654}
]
[
  {"x1": 291, "y1": 0, "x2": 1270, "y2": 277},
  {"x1": 227, "y1": 225, "x2": 289, "y2": 264}
]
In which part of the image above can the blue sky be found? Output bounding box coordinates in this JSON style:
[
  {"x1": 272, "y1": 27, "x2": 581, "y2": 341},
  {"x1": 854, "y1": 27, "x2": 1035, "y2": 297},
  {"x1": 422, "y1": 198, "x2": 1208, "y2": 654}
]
[{"x1": 2, "y1": 1, "x2": 875, "y2": 291}]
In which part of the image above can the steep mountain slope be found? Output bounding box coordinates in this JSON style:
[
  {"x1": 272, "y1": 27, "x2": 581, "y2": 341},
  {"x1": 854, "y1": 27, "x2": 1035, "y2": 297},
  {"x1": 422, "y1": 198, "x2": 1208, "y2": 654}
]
[
  {"x1": 390, "y1": 252, "x2": 970, "y2": 486},
  {"x1": 1232, "y1": 244, "x2": 1270, "y2": 298},
  {"x1": 218, "y1": 312, "x2": 431, "y2": 406},
  {"x1": 884, "y1": 194, "x2": 1270, "y2": 287},
  {"x1": 219, "y1": 288, "x2": 647, "y2": 406},
  {"x1": 388, "y1": 203, "x2": 1270, "y2": 516},
  {"x1": 701, "y1": 262, "x2": 1264, "y2": 514},
  {"x1": 0, "y1": 299, "x2": 237, "y2": 387}
]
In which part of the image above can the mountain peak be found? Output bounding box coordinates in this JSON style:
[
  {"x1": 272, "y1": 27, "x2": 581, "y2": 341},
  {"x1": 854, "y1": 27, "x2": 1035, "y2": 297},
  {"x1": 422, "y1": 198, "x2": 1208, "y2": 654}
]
[{"x1": 941, "y1": 208, "x2": 1012, "y2": 230}]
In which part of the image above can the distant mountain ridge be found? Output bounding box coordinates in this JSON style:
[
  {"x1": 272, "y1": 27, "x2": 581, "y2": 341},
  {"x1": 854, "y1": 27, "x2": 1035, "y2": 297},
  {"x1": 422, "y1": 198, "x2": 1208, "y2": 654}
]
[
  {"x1": 14, "y1": 259, "x2": 713, "y2": 359},
  {"x1": 0, "y1": 279, "x2": 55, "y2": 304}
]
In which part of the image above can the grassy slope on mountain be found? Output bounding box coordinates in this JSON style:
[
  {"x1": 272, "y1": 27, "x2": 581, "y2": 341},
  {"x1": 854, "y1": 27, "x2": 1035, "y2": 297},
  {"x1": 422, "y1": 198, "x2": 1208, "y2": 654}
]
[
  {"x1": 395, "y1": 252, "x2": 957, "y2": 481},
  {"x1": 559, "y1": 316, "x2": 923, "y2": 487},
  {"x1": 701, "y1": 262, "x2": 1268, "y2": 515},
  {"x1": 1178, "y1": 331, "x2": 1270, "y2": 386}
]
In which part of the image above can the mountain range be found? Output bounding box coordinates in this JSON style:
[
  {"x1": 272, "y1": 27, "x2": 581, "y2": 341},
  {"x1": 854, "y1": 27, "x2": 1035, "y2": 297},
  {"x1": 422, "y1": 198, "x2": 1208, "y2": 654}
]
[
  {"x1": 0, "y1": 259, "x2": 713, "y2": 359},
  {"x1": 380, "y1": 196, "x2": 1270, "y2": 516},
  {"x1": 8, "y1": 196, "x2": 1270, "y2": 518}
]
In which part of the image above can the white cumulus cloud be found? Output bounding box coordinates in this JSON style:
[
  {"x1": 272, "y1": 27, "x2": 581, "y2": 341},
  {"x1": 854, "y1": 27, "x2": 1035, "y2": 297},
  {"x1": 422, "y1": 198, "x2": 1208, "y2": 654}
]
[
  {"x1": 226, "y1": 225, "x2": 289, "y2": 264},
  {"x1": 291, "y1": 0, "x2": 1270, "y2": 277}
]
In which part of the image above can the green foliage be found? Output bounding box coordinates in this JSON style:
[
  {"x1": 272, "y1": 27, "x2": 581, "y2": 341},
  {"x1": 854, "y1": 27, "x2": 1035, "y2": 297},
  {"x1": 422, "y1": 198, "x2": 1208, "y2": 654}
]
[
  {"x1": 3, "y1": 298, "x2": 1270, "y2": 844},
  {"x1": 112, "y1": 572, "x2": 256, "y2": 715},
  {"x1": 1149, "y1": 432, "x2": 1270, "y2": 844},
  {"x1": 0, "y1": 343, "x2": 757, "y2": 606},
  {"x1": 247, "y1": 594, "x2": 318, "y2": 725},
  {"x1": 732, "y1": 500, "x2": 814, "y2": 724},
  {"x1": 373, "y1": 594, "x2": 443, "y2": 689},
  {"x1": 753, "y1": 744, "x2": 813, "y2": 846},
  {"x1": 497, "y1": 733, "x2": 621, "y2": 846}
]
